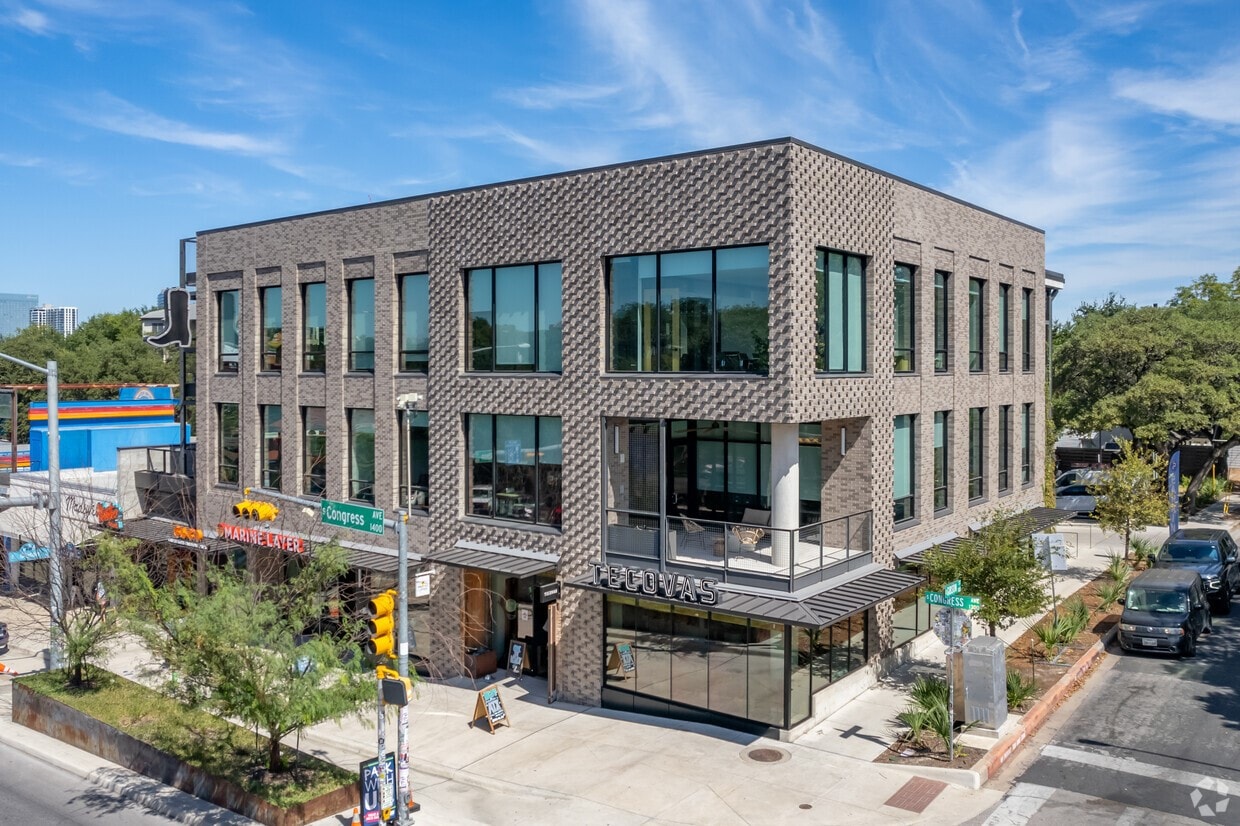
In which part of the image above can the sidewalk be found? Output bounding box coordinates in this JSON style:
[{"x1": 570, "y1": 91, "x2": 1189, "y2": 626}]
[{"x1": 1, "y1": 501, "x2": 1236, "y2": 825}]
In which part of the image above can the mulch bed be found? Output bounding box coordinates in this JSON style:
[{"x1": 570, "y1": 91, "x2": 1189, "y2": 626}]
[{"x1": 875, "y1": 569, "x2": 1125, "y2": 768}]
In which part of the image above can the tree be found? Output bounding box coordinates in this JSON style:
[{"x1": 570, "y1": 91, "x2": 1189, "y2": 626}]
[
  {"x1": 100, "y1": 540, "x2": 378, "y2": 772},
  {"x1": 1091, "y1": 440, "x2": 1168, "y2": 559},
  {"x1": 923, "y1": 508, "x2": 1048, "y2": 636}
]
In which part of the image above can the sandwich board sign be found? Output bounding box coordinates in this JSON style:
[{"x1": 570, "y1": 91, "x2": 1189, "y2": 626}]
[
  {"x1": 507, "y1": 640, "x2": 527, "y2": 679},
  {"x1": 471, "y1": 686, "x2": 510, "y2": 734},
  {"x1": 608, "y1": 642, "x2": 636, "y2": 677}
]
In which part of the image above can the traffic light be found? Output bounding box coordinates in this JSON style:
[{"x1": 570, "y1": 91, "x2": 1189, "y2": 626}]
[
  {"x1": 376, "y1": 666, "x2": 412, "y2": 705},
  {"x1": 232, "y1": 499, "x2": 279, "y2": 520},
  {"x1": 366, "y1": 589, "x2": 398, "y2": 659}
]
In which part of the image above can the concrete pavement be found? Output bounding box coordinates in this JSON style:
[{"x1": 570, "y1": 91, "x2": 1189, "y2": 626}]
[{"x1": 1, "y1": 502, "x2": 1236, "y2": 825}]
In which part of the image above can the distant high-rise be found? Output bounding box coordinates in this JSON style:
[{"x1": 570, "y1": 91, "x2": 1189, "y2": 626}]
[
  {"x1": 29, "y1": 304, "x2": 79, "y2": 336},
  {"x1": 0, "y1": 293, "x2": 38, "y2": 338}
]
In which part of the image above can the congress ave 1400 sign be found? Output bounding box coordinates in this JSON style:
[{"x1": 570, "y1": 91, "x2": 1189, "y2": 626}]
[{"x1": 320, "y1": 498, "x2": 385, "y2": 536}]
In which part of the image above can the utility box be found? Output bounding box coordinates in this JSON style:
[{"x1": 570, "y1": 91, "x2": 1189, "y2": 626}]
[{"x1": 953, "y1": 636, "x2": 1008, "y2": 729}]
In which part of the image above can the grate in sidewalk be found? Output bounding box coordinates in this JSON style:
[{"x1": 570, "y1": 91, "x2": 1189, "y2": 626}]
[{"x1": 884, "y1": 776, "x2": 947, "y2": 813}]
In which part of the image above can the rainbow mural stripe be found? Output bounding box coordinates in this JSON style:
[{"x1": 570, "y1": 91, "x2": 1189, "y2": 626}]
[
  {"x1": 27, "y1": 401, "x2": 177, "y2": 423},
  {"x1": 0, "y1": 448, "x2": 30, "y2": 469}
]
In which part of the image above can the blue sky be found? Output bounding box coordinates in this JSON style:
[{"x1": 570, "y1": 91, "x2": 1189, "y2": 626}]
[{"x1": 2, "y1": 0, "x2": 1238, "y2": 321}]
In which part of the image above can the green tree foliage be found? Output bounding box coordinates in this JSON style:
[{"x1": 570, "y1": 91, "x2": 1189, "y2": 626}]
[
  {"x1": 99, "y1": 541, "x2": 377, "y2": 773},
  {"x1": 46, "y1": 534, "x2": 132, "y2": 686},
  {"x1": 924, "y1": 508, "x2": 1048, "y2": 636},
  {"x1": 1052, "y1": 270, "x2": 1240, "y2": 501},
  {"x1": 1091, "y1": 440, "x2": 1168, "y2": 559}
]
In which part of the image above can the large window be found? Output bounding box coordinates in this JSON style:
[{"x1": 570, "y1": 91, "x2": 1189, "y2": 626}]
[
  {"x1": 969, "y1": 278, "x2": 985, "y2": 372},
  {"x1": 892, "y1": 566, "x2": 934, "y2": 648},
  {"x1": 399, "y1": 273, "x2": 429, "y2": 373},
  {"x1": 260, "y1": 286, "x2": 282, "y2": 371},
  {"x1": 218, "y1": 403, "x2": 239, "y2": 485},
  {"x1": 969, "y1": 407, "x2": 986, "y2": 500},
  {"x1": 816, "y1": 249, "x2": 866, "y2": 373},
  {"x1": 893, "y1": 264, "x2": 914, "y2": 373},
  {"x1": 302, "y1": 282, "x2": 326, "y2": 372},
  {"x1": 261, "y1": 405, "x2": 281, "y2": 490},
  {"x1": 934, "y1": 271, "x2": 950, "y2": 372},
  {"x1": 998, "y1": 284, "x2": 1011, "y2": 372},
  {"x1": 399, "y1": 409, "x2": 429, "y2": 509},
  {"x1": 302, "y1": 407, "x2": 326, "y2": 496},
  {"x1": 669, "y1": 420, "x2": 771, "y2": 523},
  {"x1": 1022, "y1": 288, "x2": 1033, "y2": 372},
  {"x1": 1022, "y1": 403, "x2": 1033, "y2": 485},
  {"x1": 217, "y1": 290, "x2": 239, "y2": 373},
  {"x1": 468, "y1": 414, "x2": 562, "y2": 526},
  {"x1": 348, "y1": 279, "x2": 375, "y2": 372},
  {"x1": 469, "y1": 262, "x2": 562, "y2": 373},
  {"x1": 893, "y1": 415, "x2": 915, "y2": 523},
  {"x1": 349, "y1": 409, "x2": 375, "y2": 503},
  {"x1": 608, "y1": 245, "x2": 768, "y2": 374},
  {"x1": 934, "y1": 411, "x2": 949, "y2": 512},
  {"x1": 998, "y1": 405, "x2": 1012, "y2": 493}
]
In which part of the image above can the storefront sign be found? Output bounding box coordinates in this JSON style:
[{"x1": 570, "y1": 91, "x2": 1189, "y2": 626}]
[
  {"x1": 96, "y1": 502, "x2": 123, "y2": 530},
  {"x1": 217, "y1": 522, "x2": 306, "y2": 554},
  {"x1": 589, "y1": 561, "x2": 720, "y2": 606},
  {"x1": 414, "y1": 573, "x2": 431, "y2": 598},
  {"x1": 9, "y1": 542, "x2": 50, "y2": 563},
  {"x1": 538, "y1": 581, "x2": 561, "y2": 603}
]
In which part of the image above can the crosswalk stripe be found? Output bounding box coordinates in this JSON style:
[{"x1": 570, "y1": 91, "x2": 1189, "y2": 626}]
[
  {"x1": 1042, "y1": 744, "x2": 1235, "y2": 793},
  {"x1": 982, "y1": 782, "x2": 1057, "y2": 825}
]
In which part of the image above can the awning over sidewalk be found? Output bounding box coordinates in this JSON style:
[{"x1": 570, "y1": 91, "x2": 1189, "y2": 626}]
[
  {"x1": 567, "y1": 563, "x2": 922, "y2": 628},
  {"x1": 899, "y1": 506, "x2": 1079, "y2": 565},
  {"x1": 118, "y1": 516, "x2": 233, "y2": 554},
  {"x1": 423, "y1": 540, "x2": 559, "y2": 578}
]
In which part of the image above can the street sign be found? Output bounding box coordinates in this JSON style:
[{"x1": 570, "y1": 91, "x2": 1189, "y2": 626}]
[
  {"x1": 925, "y1": 590, "x2": 981, "y2": 610},
  {"x1": 321, "y1": 498, "x2": 385, "y2": 536},
  {"x1": 944, "y1": 579, "x2": 962, "y2": 597},
  {"x1": 932, "y1": 607, "x2": 973, "y2": 650}
]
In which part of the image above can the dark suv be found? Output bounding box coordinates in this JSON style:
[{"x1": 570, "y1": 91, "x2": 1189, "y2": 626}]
[
  {"x1": 1119, "y1": 569, "x2": 1212, "y2": 657},
  {"x1": 1154, "y1": 528, "x2": 1240, "y2": 614}
]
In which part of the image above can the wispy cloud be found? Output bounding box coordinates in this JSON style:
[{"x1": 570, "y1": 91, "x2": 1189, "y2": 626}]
[
  {"x1": 498, "y1": 83, "x2": 620, "y2": 111},
  {"x1": 1115, "y1": 57, "x2": 1240, "y2": 125},
  {"x1": 8, "y1": 6, "x2": 51, "y2": 34},
  {"x1": 66, "y1": 92, "x2": 284, "y2": 155}
]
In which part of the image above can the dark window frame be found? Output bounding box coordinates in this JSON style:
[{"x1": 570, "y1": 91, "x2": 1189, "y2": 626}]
[
  {"x1": 893, "y1": 263, "x2": 915, "y2": 374},
  {"x1": 217, "y1": 290, "x2": 240, "y2": 374},
  {"x1": 467, "y1": 413, "x2": 563, "y2": 527},
  {"x1": 348, "y1": 408, "x2": 375, "y2": 504},
  {"x1": 217, "y1": 402, "x2": 239, "y2": 485},
  {"x1": 260, "y1": 285, "x2": 282, "y2": 372},
  {"x1": 816, "y1": 248, "x2": 868, "y2": 374},
  {"x1": 968, "y1": 278, "x2": 985, "y2": 373},
  {"x1": 398, "y1": 272, "x2": 430, "y2": 374},
  {"x1": 893, "y1": 414, "x2": 915, "y2": 523},
  {"x1": 398, "y1": 408, "x2": 430, "y2": 511},
  {"x1": 260, "y1": 404, "x2": 282, "y2": 490},
  {"x1": 301, "y1": 406, "x2": 326, "y2": 497},
  {"x1": 1021, "y1": 402, "x2": 1033, "y2": 485},
  {"x1": 933, "y1": 411, "x2": 950, "y2": 512},
  {"x1": 968, "y1": 407, "x2": 986, "y2": 501},
  {"x1": 998, "y1": 283, "x2": 1011, "y2": 373},
  {"x1": 998, "y1": 405, "x2": 1012, "y2": 492},
  {"x1": 302, "y1": 282, "x2": 327, "y2": 373},
  {"x1": 348, "y1": 278, "x2": 375, "y2": 373},
  {"x1": 933, "y1": 270, "x2": 950, "y2": 373},
  {"x1": 467, "y1": 261, "x2": 563, "y2": 374},
  {"x1": 1022, "y1": 288, "x2": 1033, "y2": 372}
]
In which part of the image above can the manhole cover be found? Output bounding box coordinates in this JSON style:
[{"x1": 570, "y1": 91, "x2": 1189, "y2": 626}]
[{"x1": 744, "y1": 747, "x2": 790, "y2": 763}]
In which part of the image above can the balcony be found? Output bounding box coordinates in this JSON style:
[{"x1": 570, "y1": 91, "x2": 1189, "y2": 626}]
[
  {"x1": 604, "y1": 508, "x2": 873, "y2": 592},
  {"x1": 133, "y1": 445, "x2": 195, "y2": 524}
]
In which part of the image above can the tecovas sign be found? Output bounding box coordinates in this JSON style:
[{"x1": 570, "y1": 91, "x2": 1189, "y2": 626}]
[{"x1": 589, "y1": 561, "x2": 720, "y2": 606}]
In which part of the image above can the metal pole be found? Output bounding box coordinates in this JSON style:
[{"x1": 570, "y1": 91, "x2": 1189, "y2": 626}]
[
  {"x1": 946, "y1": 608, "x2": 955, "y2": 761},
  {"x1": 46, "y1": 360, "x2": 63, "y2": 670},
  {"x1": 377, "y1": 681, "x2": 389, "y2": 819},
  {"x1": 396, "y1": 516, "x2": 409, "y2": 825}
]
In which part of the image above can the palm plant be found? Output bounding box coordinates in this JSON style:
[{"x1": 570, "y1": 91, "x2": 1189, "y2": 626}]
[{"x1": 1006, "y1": 668, "x2": 1037, "y2": 711}]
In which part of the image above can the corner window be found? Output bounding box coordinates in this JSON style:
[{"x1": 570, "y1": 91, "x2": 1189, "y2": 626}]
[
  {"x1": 260, "y1": 286, "x2": 282, "y2": 372},
  {"x1": 968, "y1": 407, "x2": 986, "y2": 500},
  {"x1": 467, "y1": 414, "x2": 562, "y2": 526},
  {"x1": 608, "y1": 245, "x2": 768, "y2": 374},
  {"x1": 998, "y1": 284, "x2": 1011, "y2": 372},
  {"x1": 893, "y1": 264, "x2": 914, "y2": 373},
  {"x1": 399, "y1": 409, "x2": 429, "y2": 510},
  {"x1": 217, "y1": 290, "x2": 239, "y2": 373},
  {"x1": 261, "y1": 404, "x2": 282, "y2": 490},
  {"x1": 968, "y1": 278, "x2": 985, "y2": 372},
  {"x1": 218, "y1": 403, "x2": 239, "y2": 484},
  {"x1": 302, "y1": 407, "x2": 326, "y2": 496},
  {"x1": 348, "y1": 279, "x2": 375, "y2": 373},
  {"x1": 893, "y1": 415, "x2": 915, "y2": 523},
  {"x1": 348, "y1": 409, "x2": 375, "y2": 503},
  {"x1": 469, "y1": 262, "x2": 562, "y2": 373},
  {"x1": 998, "y1": 405, "x2": 1012, "y2": 492},
  {"x1": 1022, "y1": 288, "x2": 1033, "y2": 372},
  {"x1": 1022, "y1": 403, "x2": 1033, "y2": 484},
  {"x1": 399, "y1": 273, "x2": 430, "y2": 373},
  {"x1": 933, "y1": 411, "x2": 949, "y2": 512},
  {"x1": 816, "y1": 249, "x2": 866, "y2": 373},
  {"x1": 302, "y1": 282, "x2": 326, "y2": 373},
  {"x1": 934, "y1": 271, "x2": 950, "y2": 372}
]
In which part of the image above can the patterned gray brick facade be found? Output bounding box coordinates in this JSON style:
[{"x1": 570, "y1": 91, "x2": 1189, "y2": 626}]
[{"x1": 195, "y1": 138, "x2": 1048, "y2": 713}]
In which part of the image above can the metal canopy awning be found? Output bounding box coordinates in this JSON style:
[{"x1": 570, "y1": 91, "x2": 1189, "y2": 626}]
[
  {"x1": 566, "y1": 564, "x2": 923, "y2": 629},
  {"x1": 118, "y1": 517, "x2": 233, "y2": 554},
  {"x1": 423, "y1": 540, "x2": 559, "y2": 578},
  {"x1": 901, "y1": 506, "x2": 1079, "y2": 566}
]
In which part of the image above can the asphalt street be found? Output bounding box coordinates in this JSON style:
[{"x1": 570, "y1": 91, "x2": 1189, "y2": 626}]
[
  {"x1": 0, "y1": 742, "x2": 178, "y2": 825},
  {"x1": 984, "y1": 610, "x2": 1240, "y2": 824}
]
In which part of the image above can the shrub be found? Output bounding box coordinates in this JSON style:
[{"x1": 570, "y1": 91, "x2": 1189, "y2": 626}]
[
  {"x1": 1130, "y1": 536, "x2": 1158, "y2": 567},
  {"x1": 1196, "y1": 475, "x2": 1228, "y2": 508},
  {"x1": 1031, "y1": 616, "x2": 1073, "y2": 662},
  {"x1": 1062, "y1": 596, "x2": 1091, "y2": 637},
  {"x1": 1095, "y1": 578, "x2": 1127, "y2": 612},
  {"x1": 1105, "y1": 553, "x2": 1132, "y2": 583},
  {"x1": 896, "y1": 676, "x2": 966, "y2": 758},
  {"x1": 908, "y1": 674, "x2": 949, "y2": 711},
  {"x1": 1006, "y1": 668, "x2": 1037, "y2": 711},
  {"x1": 896, "y1": 708, "x2": 930, "y2": 748}
]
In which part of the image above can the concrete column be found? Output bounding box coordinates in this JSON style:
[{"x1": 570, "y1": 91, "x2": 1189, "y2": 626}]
[{"x1": 770, "y1": 423, "x2": 799, "y2": 570}]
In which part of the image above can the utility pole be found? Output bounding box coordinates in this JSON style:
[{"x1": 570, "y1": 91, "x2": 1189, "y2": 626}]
[{"x1": 0, "y1": 352, "x2": 62, "y2": 669}]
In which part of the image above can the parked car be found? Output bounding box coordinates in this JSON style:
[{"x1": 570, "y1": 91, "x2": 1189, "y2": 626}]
[
  {"x1": 1154, "y1": 528, "x2": 1240, "y2": 615},
  {"x1": 0, "y1": 620, "x2": 7, "y2": 654},
  {"x1": 1118, "y1": 568, "x2": 1212, "y2": 657},
  {"x1": 1055, "y1": 484, "x2": 1097, "y2": 517},
  {"x1": 1054, "y1": 469, "x2": 1108, "y2": 489}
]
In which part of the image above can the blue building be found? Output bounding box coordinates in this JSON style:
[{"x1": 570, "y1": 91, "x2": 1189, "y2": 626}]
[{"x1": 27, "y1": 386, "x2": 190, "y2": 472}]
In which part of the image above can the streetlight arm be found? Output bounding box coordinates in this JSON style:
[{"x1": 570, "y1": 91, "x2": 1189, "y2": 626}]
[{"x1": 0, "y1": 351, "x2": 49, "y2": 375}]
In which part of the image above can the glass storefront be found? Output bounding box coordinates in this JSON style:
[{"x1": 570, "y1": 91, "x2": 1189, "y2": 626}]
[
  {"x1": 603, "y1": 595, "x2": 869, "y2": 731},
  {"x1": 892, "y1": 564, "x2": 934, "y2": 647}
]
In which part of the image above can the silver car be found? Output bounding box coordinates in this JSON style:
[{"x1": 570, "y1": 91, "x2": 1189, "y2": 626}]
[{"x1": 1055, "y1": 483, "x2": 1097, "y2": 517}]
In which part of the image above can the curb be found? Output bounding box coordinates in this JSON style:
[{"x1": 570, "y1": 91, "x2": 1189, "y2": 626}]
[{"x1": 975, "y1": 625, "x2": 1117, "y2": 783}]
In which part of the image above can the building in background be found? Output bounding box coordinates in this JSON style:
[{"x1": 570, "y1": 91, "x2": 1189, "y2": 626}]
[
  {"x1": 193, "y1": 137, "x2": 1061, "y2": 738},
  {"x1": 0, "y1": 293, "x2": 38, "y2": 338},
  {"x1": 29, "y1": 304, "x2": 79, "y2": 337}
]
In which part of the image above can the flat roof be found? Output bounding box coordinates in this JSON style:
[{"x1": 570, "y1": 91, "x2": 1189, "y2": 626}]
[{"x1": 199, "y1": 137, "x2": 1044, "y2": 237}]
